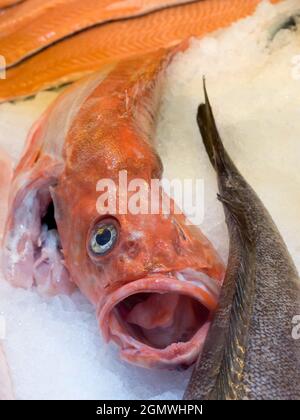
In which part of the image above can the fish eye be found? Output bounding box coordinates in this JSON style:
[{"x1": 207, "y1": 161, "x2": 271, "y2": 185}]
[{"x1": 90, "y1": 219, "x2": 119, "y2": 256}]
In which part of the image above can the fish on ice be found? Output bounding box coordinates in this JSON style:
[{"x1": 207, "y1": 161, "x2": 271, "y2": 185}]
[
  {"x1": 1, "y1": 48, "x2": 225, "y2": 369},
  {"x1": 184, "y1": 83, "x2": 300, "y2": 400}
]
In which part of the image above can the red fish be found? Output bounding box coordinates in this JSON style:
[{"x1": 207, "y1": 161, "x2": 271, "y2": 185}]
[{"x1": 2, "y1": 48, "x2": 224, "y2": 368}]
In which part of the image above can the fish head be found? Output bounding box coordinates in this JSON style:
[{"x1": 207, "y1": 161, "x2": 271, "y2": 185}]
[
  {"x1": 3, "y1": 132, "x2": 224, "y2": 370},
  {"x1": 51, "y1": 160, "x2": 224, "y2": 369}
]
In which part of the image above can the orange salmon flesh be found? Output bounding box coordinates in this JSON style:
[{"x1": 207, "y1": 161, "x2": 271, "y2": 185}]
[{"x1": 0, "y1": 0, "x2": 282, "y2": 102}]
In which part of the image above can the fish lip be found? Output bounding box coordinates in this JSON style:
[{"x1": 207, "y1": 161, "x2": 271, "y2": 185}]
[{"x1": 97, "y1": 273, "x2": 220, "y2": 369}]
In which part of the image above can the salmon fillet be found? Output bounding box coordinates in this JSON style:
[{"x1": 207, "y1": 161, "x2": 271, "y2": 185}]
[
  {"x1": 0, "y1": 0, "x2": 281, "y2": 102},
  {"x1": 0, "y1": 0, "x2": 197, "y2": 67}
]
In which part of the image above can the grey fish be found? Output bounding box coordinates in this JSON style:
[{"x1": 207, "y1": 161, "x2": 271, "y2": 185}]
[{"x1": 184, "y1": 82, "x2": 300, "y2": 400}]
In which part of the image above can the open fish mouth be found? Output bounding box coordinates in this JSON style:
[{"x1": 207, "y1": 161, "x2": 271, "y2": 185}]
[{"x1": 97, "y1": 270, "x2": 220, "y2": 369}]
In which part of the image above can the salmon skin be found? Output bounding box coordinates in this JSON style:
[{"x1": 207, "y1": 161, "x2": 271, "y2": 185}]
[
  {"x1": 184, "y1": 83, "x2": 300, "y2": 399},
  {"x1": 2, "y1": 49, "x2": 225, "y2": 369},
  {"x1": 0, "y1": 0, "x2": 282, "y2": 103},
  {"x1": 0, "y1": 0, "x2": 197, "y2": 68}
]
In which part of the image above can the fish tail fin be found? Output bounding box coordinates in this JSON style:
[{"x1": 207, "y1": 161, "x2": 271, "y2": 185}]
[
  {"x1": 198, "y1": 79, "x2": 252, "y2": 236},
  {"x1": 197, "y1": 78, "x2": 233, "y2": 177}
]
